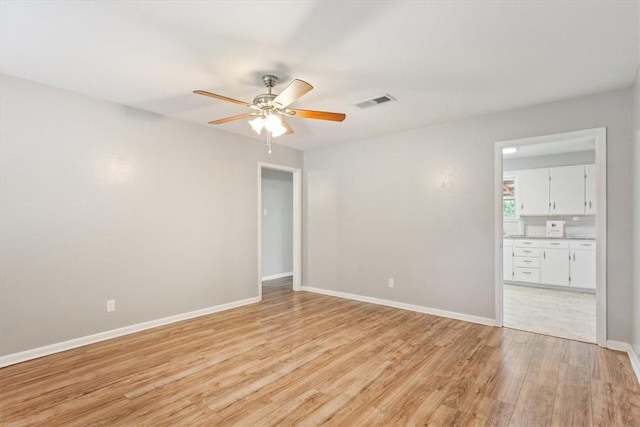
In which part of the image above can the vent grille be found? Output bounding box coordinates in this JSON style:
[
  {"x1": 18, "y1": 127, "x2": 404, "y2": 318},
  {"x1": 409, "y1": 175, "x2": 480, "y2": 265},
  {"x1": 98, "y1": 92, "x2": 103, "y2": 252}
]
[{"x1": 354, "y1": 94, "x2": 396, "y2": 109}]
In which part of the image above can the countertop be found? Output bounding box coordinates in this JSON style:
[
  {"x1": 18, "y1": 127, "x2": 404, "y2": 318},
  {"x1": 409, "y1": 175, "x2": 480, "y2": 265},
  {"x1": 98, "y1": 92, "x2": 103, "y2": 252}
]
[{"x1": 504, "y1": 235, "x2": 595, "y2": 241}]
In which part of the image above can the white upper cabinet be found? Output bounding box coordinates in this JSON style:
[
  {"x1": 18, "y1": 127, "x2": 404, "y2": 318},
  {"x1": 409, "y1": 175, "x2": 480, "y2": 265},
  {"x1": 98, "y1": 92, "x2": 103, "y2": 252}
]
[
  {"x1": 549, "y1": 165, "x2": 587, "y2": 215},
  {"x1": 585, "y1": 164, "x2": 596, "y2": 215},
  {"x1": 510, "y1": 164, "x2": 595, "y2": 216},
  {"x1": 517, "y1": 168, "x2": 550, "y2": 216}
]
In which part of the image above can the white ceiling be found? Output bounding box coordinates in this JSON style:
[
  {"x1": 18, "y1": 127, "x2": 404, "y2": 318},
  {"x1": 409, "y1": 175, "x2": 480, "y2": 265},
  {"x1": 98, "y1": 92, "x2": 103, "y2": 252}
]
[{"x1": 1, "y1": 1, "x2": 638, "y2": 150}]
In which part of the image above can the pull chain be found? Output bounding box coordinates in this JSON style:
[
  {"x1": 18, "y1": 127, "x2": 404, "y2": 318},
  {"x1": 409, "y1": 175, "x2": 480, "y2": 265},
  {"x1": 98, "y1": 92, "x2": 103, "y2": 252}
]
[{"x1": 266, "y1": 131, "x2": 272, "y2": 154}]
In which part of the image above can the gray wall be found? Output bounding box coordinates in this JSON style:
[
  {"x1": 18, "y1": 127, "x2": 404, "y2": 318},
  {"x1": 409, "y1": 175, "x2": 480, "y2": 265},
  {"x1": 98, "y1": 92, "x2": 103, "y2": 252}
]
[
  {"x1": 261, "y1": 169, "x2": 293, "y2": 278},
  {"x1": 633, "y1": 67, "x2": 640, "y2": 357},
  {"x1": 503, "y1": 150, "x2": 595, "y2": 171},
  {"x1": 0, "y1": 75, "x2": 302, "y2": 356},
  {"x1": 304, "y1": 88, "x2": 634, "y2": 342}
]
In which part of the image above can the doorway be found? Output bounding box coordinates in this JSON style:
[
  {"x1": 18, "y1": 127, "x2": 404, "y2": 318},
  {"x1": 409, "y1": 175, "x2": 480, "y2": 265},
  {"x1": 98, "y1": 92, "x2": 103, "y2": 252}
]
[
  {"x1": 494, "y1": 128, "x2": 607, "y2": 346},
  {"x1": 257, "y1": 162, "x2": 302, "y2": 300}
]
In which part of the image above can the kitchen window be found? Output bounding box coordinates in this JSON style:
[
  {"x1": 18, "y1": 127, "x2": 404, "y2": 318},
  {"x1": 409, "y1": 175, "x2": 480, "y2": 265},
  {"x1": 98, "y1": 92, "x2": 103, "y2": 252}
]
[{"x1": 503, "y1": 177, "x2": 517, "y2": 219}]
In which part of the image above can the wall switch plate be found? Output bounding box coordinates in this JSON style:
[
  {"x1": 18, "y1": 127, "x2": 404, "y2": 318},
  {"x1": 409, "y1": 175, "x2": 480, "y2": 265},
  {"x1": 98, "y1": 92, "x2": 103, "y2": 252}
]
[
  {"x1": 106, "y1": 300, "x2": 115, "y2": 312},
  {"x1": 388, "y1": 278, "x2": 394, "y2": 288},
  {"x1": 263, "y1": 209, "x2": 268, "y2": 216}
]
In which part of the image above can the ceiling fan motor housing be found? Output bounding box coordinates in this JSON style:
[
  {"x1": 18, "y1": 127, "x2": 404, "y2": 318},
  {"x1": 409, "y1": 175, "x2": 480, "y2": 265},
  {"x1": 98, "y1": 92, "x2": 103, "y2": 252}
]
[
  {"x1": 253, "y1": 93, "x2": 277, "y2": 109},
  {"x1": 261, "y1": 75, "x2": 278, "y2": 88}
]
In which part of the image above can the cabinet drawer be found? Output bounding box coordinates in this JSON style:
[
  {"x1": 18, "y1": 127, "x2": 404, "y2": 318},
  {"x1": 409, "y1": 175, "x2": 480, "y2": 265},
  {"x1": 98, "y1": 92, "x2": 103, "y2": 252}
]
[
  {"x1": 514, "y1": 257, "x2": 540, "y2": 268},
  {"x1": 569, "y1": 240, "x2": 595, "y2": 250},
  {"x1": 513, "y1": 239, "x2": 540, "y2": 248},
  {"x1": 514, "y1": 248, "x2": 540, "y2": 257},
  {"x1": 513, "y1": 268, "x2": 541, "y2": 283},
  {"x1": 540, "y1": 240, "x2": 569, "y2": 249}
]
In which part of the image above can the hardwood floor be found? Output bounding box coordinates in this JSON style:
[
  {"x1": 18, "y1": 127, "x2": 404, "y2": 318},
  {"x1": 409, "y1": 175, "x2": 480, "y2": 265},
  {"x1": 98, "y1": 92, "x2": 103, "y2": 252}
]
[{"x1": 1, "y1": 279, "x2": 639, "y2": 426}]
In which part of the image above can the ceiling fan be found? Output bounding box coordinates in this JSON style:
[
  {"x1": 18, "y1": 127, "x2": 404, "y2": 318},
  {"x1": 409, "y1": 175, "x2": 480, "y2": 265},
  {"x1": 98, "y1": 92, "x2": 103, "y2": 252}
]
[{"x1": 194, "y1": 75, "x2": 346, "y2": 141}]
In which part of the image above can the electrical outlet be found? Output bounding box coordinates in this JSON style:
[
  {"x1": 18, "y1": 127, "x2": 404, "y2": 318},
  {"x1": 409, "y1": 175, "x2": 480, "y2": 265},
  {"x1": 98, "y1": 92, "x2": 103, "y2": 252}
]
[
  {"x1": 106, "y1": 300, "x2": 115, "y2": 312},
  {"x1": 388, "y1": 278, "x2": 394, "y2": 288}
]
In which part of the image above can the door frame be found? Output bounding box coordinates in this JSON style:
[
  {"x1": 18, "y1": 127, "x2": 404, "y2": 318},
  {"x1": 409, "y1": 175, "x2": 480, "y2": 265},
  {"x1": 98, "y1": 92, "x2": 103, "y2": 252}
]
[
  {"x1": 257, "y1": 162, "x2": 302, "y2": 299},
  {"x1": 494, "y1": 127, "x2": 607, "y2": 346}
]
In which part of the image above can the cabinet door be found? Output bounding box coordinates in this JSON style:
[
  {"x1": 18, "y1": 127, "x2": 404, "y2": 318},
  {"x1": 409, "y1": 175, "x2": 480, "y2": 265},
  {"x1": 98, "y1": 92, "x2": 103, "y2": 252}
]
[
  {"x1": 540, "y1": 248, "x2": 569, "y2": 286},
  {"x1": 503, "y1": 246, "x2": 513, "y2": 281},
  {"x1": 585, "y1": 164, "x2": 596, "y2": 215},
  {"x1": 570, "y1": 249, "x2": 596, "y2": 289},
  {"x1": 517, "y1": 168, "x2": 549, "y2": 215},
  {"x1": 549, "y1": 165, "x2": 585, "y2": 215}
]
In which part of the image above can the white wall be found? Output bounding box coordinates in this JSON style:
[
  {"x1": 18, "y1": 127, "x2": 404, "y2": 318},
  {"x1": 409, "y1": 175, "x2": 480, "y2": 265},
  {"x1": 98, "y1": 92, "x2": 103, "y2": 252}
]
[
  {"x1": 304, "y1": 88, "x2": 634, "y2": 342},
  {"x1": 261, "y1": 169, "x2": 293, "y2": 278},
  {"x1": 0, "y1": 75, "x2": 302, "y2": 356},
  {"x1": 633, "y1": 67, "x2": 640, "y2": 357}
]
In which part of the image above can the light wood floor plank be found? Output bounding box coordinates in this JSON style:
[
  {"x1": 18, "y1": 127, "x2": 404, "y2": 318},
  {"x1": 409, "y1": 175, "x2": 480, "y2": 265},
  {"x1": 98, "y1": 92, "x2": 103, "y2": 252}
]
[{"x1": 1, "y1": 280, "x2": 639, "y2": 426}]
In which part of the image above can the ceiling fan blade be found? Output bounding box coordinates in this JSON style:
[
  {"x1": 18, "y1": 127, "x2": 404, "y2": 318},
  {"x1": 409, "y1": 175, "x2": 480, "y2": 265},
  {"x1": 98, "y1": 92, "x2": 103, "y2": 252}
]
[
  {"x1": 290, "y1": 109, "x2": 346, "y2": 122},
  {"x1": 280, "y1": 116, "x2": 294, "y2": 135},
  {"x1": 208, "y1": 113, "x2": 253, "y2": 125},
  {"x1": 273, "y1": 79, "x2": 313, "y2": 108},
  {"x1": 194, "y1": 90, "x2": 252, "y2": 108}
]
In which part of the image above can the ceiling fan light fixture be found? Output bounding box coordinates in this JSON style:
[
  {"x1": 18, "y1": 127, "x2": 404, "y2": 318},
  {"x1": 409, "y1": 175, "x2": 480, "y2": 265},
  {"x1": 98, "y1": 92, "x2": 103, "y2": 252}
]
[
  {"x1": 264, "y1": 113, "x2": 286, "y2": 137},
  {"x1": 264, "y1": 113, "x2": 282, "y2": 130},
  {"x1": 270, "y1": 124, "x2": 287, "y2": 138},
  {"x1": 249, "y1": 116, "x2": 265, "y2": 134}
]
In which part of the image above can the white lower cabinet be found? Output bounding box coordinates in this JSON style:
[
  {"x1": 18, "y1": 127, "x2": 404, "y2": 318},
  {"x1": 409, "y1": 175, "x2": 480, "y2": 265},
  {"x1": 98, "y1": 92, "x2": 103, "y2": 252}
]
[
  {"x1": 505, "y1": 238, "x2": 595, "y2": 290},
  {"x1": 513, "y1": 268, "x2": 540, "y2": 283},
  {"x1": 512, "y1": 239, "x2": 540, "y2": 284},
  {"x1": 540, "y1": 248, "x2": 569, "y2": 286},
  {"x1": 570, "y1": 241, "x2": 596, "y2": 289},
  {"x1": 503, "y1": 240, "x2": 513, "y2": 281}
]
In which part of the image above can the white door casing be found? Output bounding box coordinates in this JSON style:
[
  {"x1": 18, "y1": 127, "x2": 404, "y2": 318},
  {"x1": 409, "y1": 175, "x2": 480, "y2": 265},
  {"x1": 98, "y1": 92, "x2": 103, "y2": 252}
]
[{"x1": 494, "y1": 127, "x2": 606, "y2": 346}]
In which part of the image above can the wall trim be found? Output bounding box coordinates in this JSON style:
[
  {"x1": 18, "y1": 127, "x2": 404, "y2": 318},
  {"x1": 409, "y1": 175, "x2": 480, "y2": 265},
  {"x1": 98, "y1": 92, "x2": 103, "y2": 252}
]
[
  {"x1": 301, "y1": 286, "x2": 496, "y2": 327},
  {"x1": 261, "y1": 272, "x2": 294, "y2": 281},
  {"x1": 0, "y1": 296, "x2": 260, "y2": 368},
  {"x1": 606, "y1": 340, "x2": 630, "y2": 352},
  {"x1": 606, "y1": 340, "x2": 640, "y2": 385},
  {"x1": 629, "y1": 345, "x2": 640, "y2": 385},
  {"x1": 257, "y1": 162, "x2": 302, "y2": 300},
  {"x1": 494, "y1": 127, "x2": 607, "y2": 346}
]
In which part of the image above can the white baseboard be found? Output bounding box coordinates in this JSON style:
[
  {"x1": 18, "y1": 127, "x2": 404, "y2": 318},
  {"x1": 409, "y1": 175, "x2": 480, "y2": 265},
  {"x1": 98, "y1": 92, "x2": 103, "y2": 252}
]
[
  {"x1": 606, "y1": 340, "x2": 630, "y2": 352},
  {"x1": 0, "y1": 296, "x2": 260, "y2": 368},
  {"x1": 261, "y1": 272, "x2": 293, "y2": 281},
  {"x1": 628, "y1": 344, "x2": 640, "y2": 385},
  {"x1": 606, "y1": 340, "x2": 640, "y2": 386},
  {"x1": 301, "y1": 286, "x2": 496, "y2": 327}
]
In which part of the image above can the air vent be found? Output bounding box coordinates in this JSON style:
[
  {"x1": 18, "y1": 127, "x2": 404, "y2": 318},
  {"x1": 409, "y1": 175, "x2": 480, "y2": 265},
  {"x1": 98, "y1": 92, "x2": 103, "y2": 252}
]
[{"x1": 353, "y1": 94, "x2": 396, "y2": 109}]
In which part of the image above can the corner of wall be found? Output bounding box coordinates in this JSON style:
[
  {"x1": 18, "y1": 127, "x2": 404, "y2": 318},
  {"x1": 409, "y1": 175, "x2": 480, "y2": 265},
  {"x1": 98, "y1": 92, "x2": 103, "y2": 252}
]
[{"x1": 632, "y1": 65, "x2": 640, "y2": 355}]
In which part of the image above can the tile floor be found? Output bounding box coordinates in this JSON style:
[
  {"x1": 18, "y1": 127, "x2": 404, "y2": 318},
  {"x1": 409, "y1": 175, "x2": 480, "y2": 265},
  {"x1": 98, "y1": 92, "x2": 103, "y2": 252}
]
[
  {"x1": 262, "y1": 276, "x2": 293, "y2": 288},
  {"x1": 503, "y1": 284, "x2": 596, "y2": 343}
]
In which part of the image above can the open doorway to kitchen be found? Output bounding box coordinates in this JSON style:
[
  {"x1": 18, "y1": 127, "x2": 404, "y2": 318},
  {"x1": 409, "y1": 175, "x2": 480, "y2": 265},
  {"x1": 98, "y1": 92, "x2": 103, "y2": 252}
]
[
  {"x1": 257, "y1": 162, "x2": 302, "y2": 300},
  {"x1": 494, "y1": 128, "x2": 607, "y2": 345},
  {"x1": 261, "y1": 168, "x2": 294, "y2": 292}
]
